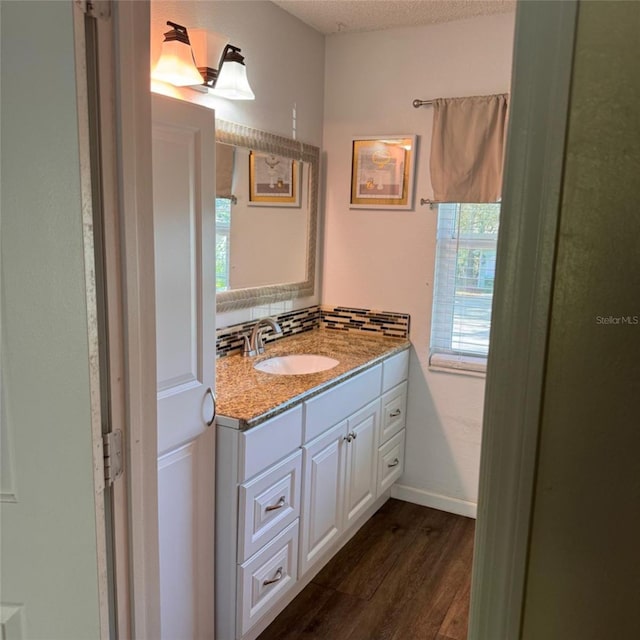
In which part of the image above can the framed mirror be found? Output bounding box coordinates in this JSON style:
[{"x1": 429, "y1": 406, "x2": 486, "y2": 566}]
[{"x1": 215, "y1": 119, "x2": 320, "y2": 313}]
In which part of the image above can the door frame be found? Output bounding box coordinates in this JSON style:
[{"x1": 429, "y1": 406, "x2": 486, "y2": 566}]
[
  {"x1": 95, "y1": 1, "x2": 161, "y2": 637},
  {"x1": 71, "y1": 2, "x2": 112, "y2": 636},
  {"x1": 468, "y1": 1, "x2": 579, "y2": 638}
]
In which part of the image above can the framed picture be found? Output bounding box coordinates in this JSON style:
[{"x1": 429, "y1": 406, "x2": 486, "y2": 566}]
[
  {"x1": 350, "y1": 135, "x2": 417, "y2": 209},
  {"x1": 248, "y1": 151, "x2": 301, "y2": 207}
]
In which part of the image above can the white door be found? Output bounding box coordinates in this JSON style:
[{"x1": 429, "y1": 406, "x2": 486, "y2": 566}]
[
  {"x1": 299, "y1": 420, "x2": 348, "y2": 576},
  {"x1": 343, "y1": 400, "x2": 379, "y2": 529},
  {"x1": 152, "y1": 94, "x2": 216, "y2": 640}
]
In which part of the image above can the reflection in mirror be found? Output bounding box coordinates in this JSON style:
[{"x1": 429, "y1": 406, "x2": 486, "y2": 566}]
[
  {"x1": 215, "y1": 144, "x2": 310, "y2": 292},
  {"x1": 215, "y1": 120, "x2": 319, "y2": 313}
]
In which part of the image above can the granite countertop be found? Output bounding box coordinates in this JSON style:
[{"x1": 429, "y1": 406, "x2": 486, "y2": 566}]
[{"x1": 216, "y1": 328, "x2": 410, "y2": 430}]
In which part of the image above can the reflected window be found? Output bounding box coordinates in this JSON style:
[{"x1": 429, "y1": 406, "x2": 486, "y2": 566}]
[{"x1": 216, "y1": 197, "x2": 232, "y2": 291}]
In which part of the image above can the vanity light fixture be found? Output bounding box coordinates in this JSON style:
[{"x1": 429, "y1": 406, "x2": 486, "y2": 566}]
[
  {"x1": 185, "y1": 29, "x2": 255, "y2": 101},
  {"x1": 151, "y1": 21, "x2": 203, "y2": 87},
  {"x1": 208, "y1": 44, "x2": 255, "y2": 101}
]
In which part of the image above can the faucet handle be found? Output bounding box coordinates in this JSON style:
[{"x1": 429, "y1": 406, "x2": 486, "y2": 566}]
[{"x1": 243, "y1": 334, "x2": 257, "y2": 357}]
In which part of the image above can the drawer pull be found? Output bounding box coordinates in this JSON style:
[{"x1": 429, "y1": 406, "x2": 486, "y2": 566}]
[
  {"x1": 389, "y1": 409, "x2": 402, "y2": 418},
  {"x1": 387, "y1": 457, "x2": 400, "y2": 468},
  {"x1": 265, "y1": 496, "x2": 286, "y2": 512},
  {"x1": 263, "y1": 567, "x2": 284, "y2": 586}
]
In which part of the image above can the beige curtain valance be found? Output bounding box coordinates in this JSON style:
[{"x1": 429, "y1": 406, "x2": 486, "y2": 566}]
[
  {"x1": 429, "y1": 93, "x2": 509, "y2": 203},
  {"x1": 216, "y1": 142, "x2": 235, "y2": 199}
]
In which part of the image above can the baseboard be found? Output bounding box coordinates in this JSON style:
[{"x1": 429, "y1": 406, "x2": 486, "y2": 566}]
[{"x1": 391, "y1": 484, "x2": 477, "y2": 519}]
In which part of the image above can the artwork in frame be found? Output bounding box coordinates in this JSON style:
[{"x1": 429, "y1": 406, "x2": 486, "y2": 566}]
[
  {"x1": 350, "y1": 135, "x2": 417, "y2": 209},
  {"x1": 248, "y1": 151, "x2": 301, "y2": 207}
]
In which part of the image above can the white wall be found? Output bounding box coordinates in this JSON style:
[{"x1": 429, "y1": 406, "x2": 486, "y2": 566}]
[
  {"x1": 150, "y1": 1, "x2": 325, "y2": 327},
  {"x1": 322, "y1": 13, "x2": 515, "y2": 514}
]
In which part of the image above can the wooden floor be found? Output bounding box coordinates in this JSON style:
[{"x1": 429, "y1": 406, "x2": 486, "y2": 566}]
[{"x1": 258, "y1": 499, "x2": 475, "y2": 640}]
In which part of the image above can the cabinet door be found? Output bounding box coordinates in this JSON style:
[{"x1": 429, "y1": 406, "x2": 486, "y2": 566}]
[
  {"x1": 299, "y1": 420, "x2": 348, "y2": 577},
  {"x1": 344, "y1": 400, "x2": 379, "y2": 530}
]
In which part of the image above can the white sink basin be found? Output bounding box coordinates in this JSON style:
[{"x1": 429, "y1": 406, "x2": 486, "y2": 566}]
[{"x1": 254, "y1": 354, "x2": 339, "y2": 375}]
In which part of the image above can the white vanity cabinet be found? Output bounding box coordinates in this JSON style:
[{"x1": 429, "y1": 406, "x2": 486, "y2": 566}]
[{"x1": 216, "y1": 347, "x2": 409, "y2": 640}]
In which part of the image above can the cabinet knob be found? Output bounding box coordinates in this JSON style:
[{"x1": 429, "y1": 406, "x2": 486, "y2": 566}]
[
  {"x1": 265, "y1": 496, "x2": 287, "y2": 512},
  {"x1": 389, "y1": 409, "x2": 402, "y2": 418},
  {"x1": 387, "y1": 458, "x2": 400, "y2": 468},
  {"x1": 343, "y1": 434, "x2": 353, "y2": 443},
  {"x1": 349, "y1": 431, "x2": 357, "y2": 440},
  {"x1": 263, "y1": 567, "x2": 284, "y2": 586}
]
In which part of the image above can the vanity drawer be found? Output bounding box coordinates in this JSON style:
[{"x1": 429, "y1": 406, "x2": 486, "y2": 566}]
[
  {"x1": 379, "y1": 381, "x2": 407, "y2": 444},
  {"x1": 238, "y1": 450, "x2": 302, "y2": 563},
  {"x1": 377, "y1": 429, "x2": 405, "y2": 496},
  {"x1": 304, "y1": 364, "x2": 382, "y2": 443},
  {"x1": 237, "y1": 520, "x2": 299, "y2": 637},
  {"x1": 382, "y1": 349, "x2": 409, "y2": 393},
  {"x1": 240, "y1": 405, "x2": 303, "y2": 482}
]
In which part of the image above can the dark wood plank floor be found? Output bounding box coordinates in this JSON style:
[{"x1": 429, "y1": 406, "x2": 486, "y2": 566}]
[{"x1": 258, "y1": 499, "x2": 475, "y2": 640}]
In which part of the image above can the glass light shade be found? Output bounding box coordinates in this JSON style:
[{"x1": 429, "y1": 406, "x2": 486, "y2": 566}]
[
  {"x1": 210, "y1": 61, "x2": 255, "y2": 100},
  {"x1": 151, "y1": 40, "x2": 204, "y2": 87}
]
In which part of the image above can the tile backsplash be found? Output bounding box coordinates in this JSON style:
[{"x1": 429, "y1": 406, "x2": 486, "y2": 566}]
[
  {"x1": 216, "y1": 305, "x2": 321, "y2": 357},
  {"x1": 216, "y1": 304, "x2": 410, "y2": 357},
  {"x1": 320, "y1": 306, "x2": 410, "y2": 339}
]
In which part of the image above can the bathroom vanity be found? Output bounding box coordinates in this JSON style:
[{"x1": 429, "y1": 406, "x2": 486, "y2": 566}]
[{"x1": 215, "y1": 329, "x2": 410, "y2": 640}]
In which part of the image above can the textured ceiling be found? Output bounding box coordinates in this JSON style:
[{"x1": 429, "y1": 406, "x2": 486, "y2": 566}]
[{"x1": 271, "y1": 0, "x2": 516, "y2": 35}]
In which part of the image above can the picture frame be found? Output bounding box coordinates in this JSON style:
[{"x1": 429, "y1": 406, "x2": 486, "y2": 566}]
[
  {"x1": 350, "y1": 135, "x2": 417, "y2": 209},
  {"x1": 248, "y1": 151, "x2": 301, "y2": 207}
]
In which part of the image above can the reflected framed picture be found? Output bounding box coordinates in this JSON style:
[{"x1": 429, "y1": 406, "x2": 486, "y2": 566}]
[
  {"x1": 350, "y1": 135, "x2": 417, "y2": 209},
  {"x1": 248, "y1": 151, "x2": 301, "y2": 207}
]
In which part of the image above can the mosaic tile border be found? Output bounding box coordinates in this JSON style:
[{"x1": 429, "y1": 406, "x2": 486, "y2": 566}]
[
  {"x1": 320, "y1": 305, "x2": 410, "y2": 339},
  {"x1": 216, "y1": 304, "x2": 410, "y2": 357},
  {"x1": 216, "y1": 305, "x2": 321, "y2": 357}
]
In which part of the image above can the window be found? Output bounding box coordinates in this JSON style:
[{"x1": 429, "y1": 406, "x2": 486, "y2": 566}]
[
  {"x1": 216, "y1": 197, "x2": 232, "y2": 291},
  {"x1": 430, "y1": 203, "x2": 501, "y2": 365}
]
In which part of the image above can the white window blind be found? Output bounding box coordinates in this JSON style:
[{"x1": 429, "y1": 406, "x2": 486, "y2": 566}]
[
  {"x1": 216, "y1": 197, "x2": 231, "y2": 292},
  {"x1": 430, "y1": 202, "x2": 501, "y2": 359}
]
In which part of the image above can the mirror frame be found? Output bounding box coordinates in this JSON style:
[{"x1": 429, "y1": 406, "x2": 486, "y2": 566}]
[{"x1": 215, "y1": 119, "x2": 320, "y2": 313}]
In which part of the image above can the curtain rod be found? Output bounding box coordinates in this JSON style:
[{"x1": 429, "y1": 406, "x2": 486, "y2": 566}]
[
  {"x1": 412, "y1": 99, "x2": 434, "y2": 108},
  {"x1": 413, "y1": 93, "x2": 509, "y2": 108}
]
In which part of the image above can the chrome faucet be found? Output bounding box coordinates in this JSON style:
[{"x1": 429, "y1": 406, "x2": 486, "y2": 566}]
[{"x1": 243, "y1": 317, "x2": 283, "y2": 357}]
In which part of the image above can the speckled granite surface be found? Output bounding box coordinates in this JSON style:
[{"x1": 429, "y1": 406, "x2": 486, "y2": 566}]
[{"x1": 216, "y1": 328, "x2": 410, "y2": 430}]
